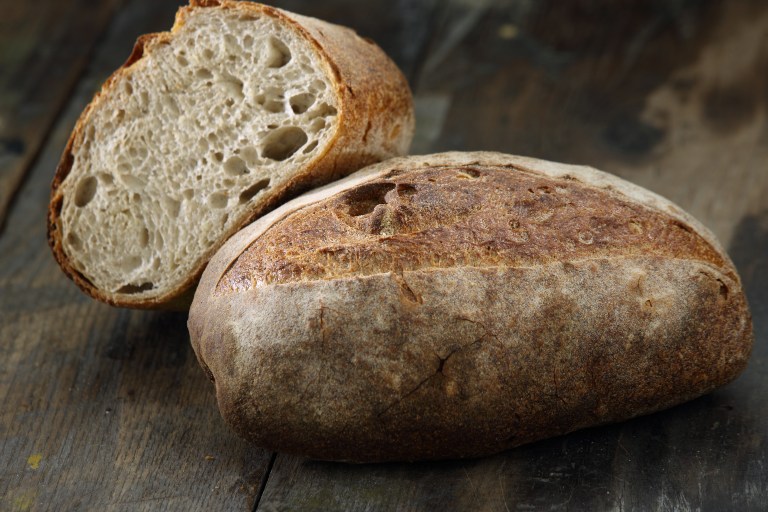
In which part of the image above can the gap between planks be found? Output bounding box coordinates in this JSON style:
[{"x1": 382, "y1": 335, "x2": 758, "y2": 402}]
[{"x1": 252, "y1": 452, "x2": 278, "y2": 512}]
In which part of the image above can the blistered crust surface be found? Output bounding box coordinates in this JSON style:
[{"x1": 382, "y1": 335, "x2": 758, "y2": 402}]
[
  {"x1": 189, "y1": 151, "x2": 753, "y2": 462},
  {"x1": 218, "y1": 164, "x2": 729, "y2": 294}
]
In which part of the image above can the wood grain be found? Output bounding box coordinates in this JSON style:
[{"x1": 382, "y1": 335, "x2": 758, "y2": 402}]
[
  {"x1": 0, "y1": 0, "x2": 122, "y2": 232},
  {"x1": 0, "y1": 1, "x2": 272, "y2": 510},
  {"x1": 1, "y1": 0, "x2": 766, "y2": 510}
]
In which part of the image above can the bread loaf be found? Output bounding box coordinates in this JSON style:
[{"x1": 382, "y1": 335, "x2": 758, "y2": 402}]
[
  {"x1": 48, "y1": 0, "x2": 414, "y2": 309},
  {"x1": 188, "y1": 152, "x2": 752, "y2": 462}
]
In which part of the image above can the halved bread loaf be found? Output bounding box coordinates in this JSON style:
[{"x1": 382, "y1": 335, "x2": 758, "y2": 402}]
[
  {"x1": 48, "y1": 0, "x2": 414, "y2": 308},
  {"x1": 189, "y1": 152, "x2": 752, "y2": 462}
]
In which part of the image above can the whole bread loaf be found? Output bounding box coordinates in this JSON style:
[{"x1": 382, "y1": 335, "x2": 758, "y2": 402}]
[
  {"x1": 48, "y1": 0, "x2": 414, "y2": 309},
  {"x1": 188, "y1": 152, "x2": 752, "y2": 462}
]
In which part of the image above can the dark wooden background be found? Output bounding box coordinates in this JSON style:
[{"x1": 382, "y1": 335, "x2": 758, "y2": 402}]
[{"x1": 1, "y1": 0, "x2": 767, "y2": 510}]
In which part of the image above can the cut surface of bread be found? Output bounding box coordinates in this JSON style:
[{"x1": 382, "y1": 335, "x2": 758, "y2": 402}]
[{"x1": 48, "y1": 0, "x2": 414, "y2": 308}]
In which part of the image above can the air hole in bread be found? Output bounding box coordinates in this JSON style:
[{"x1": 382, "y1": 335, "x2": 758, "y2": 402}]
[
  {"x1": 74, "y1": 177, "x2": 98, "y2": 207},
  {"x1": 209, "y1": 192, "x2": 228, "y2": 209},
  {"x1": 243, "y1": 34, "x2": 254, "y2": 47},
  {"x1": 183, "y1": 189, "x2": 194, "y2": 200},
  {"x1": 240, "y1": 146, "x2": 259, "y2": 166},
  {"x1": 309, "y1": 118, "x2": 326, "y2": 133},
  {"x1": 219, "y1": 73, "x2": 244, "y2": 100},
  {"x1": 224, "y1": 34, "x2": 239, "y2": 51},
  {"x1": 98, "y1": 172, "x2": 114, "y2": 185},
  {"x1": 202, "y1": 48, "x2": 214, "y2": 60},
  {"x1": 160, "y1": 197, "x2": 180, "y2": 217},
  {"x1": 255, "y1": 89, "x2": 284, "y2": 113},
  {"x1": 139, "y1": 227, "x2": 150, "y2": 248},
  {"x1": 66, "y1": 232, "x2": 82, "y2": 250},
  {"x1": 122, "y1": 174, "x2": 146, "y2": 191},
  {"x1": 176, "y1": 54, "x2": 189, "y2": 67},
  {"x1": 196, "y1": 68, "x2": 213, "y2": 79},
  {"x1": 117, "y1": 282, "x2": 154, "y2": 294},
  {"x1": 213, "y1": 151, "x2": 224, "y2": 162},
  {"x1": 265, "y1": 36, "x2": 291, "y2": 68},
  {"x1": 315, "y1": 103, "x2": 337, "y2": 118},
  {"x1": 345, "y1": 182, "x2": 396, "y2": 216},
  {"x1": 223, "y1": 156, "x2": 248, "y2": 176},
  {"x1": 290, "y1": 93, "x2": 315, "y2": 114},
  {"x1": 238, "y1": 178, "x2": 270, "y2": 204},
  {"x1": 261, "y1": 126, "x2": 307, "y2": 161},
  {"x1": 161, "y1": 96, "x2": 180, "y2": 116},
  {"x1": 302, "y1": 140, "x2": 318, "y2": 154},
  {"x1": 121, "y1": 255, "x2": 142, "y2": 272},
  {"x1": 239, "y1": 13, "x2": 259, "y2": 22}
]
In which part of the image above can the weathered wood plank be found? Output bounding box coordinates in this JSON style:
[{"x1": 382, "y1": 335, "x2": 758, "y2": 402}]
[
  {"x1": 2, "y1": 0, "x2": 766, "y2": 509},
  {"x1": 424, "y1": 0, "x2": 768, "y2": 245},
  {"x1": 0, "y1": 1, "x2": 272, "y2": 510},
  {"x1": 256, "y1": 0, "x2": 768, "y2": 510},
  {"x1": 0, "y1": 0, "x2": 123, "y2": 233}
]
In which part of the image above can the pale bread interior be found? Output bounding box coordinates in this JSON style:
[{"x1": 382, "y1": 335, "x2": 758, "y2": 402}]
[{"x1": 58, "y1": 6, "x2": 338, "y2": 298}]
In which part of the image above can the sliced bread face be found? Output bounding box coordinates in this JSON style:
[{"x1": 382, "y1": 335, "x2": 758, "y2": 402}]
[{"x1": 48, "y1": 0, "x2": 414, "y2": 309}]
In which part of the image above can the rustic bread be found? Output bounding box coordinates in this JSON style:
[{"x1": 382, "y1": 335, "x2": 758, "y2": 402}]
[
  {"x1": 188, "y1": 152, "x2": 752, "y2": 462},
  {"x1": 48, "y1": 0, "x2": 414, "y2": 309}
]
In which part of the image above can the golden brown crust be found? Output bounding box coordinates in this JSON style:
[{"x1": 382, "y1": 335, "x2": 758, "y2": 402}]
[
  {"x1": 188, "y1": 152, "x2": 753, "y2": 462},
  {"x1": 218, "y1": 164, "x2": 729, "y2": 293},
  {"x1": 47, "y1": 0, "x2": 414, "y2": 309}
]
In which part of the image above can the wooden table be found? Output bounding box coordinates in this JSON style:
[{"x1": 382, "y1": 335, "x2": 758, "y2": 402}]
[{"x1": 2, "y1": 0, "x2": 767, "y2": 509}]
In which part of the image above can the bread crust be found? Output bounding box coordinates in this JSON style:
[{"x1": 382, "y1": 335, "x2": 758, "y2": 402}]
[
  {"x1": 188, "y1": 151, "x2": 753, "y2": 462},
  {"x1": 47, "y1": 0, "x2": 414, "y2": 309}
]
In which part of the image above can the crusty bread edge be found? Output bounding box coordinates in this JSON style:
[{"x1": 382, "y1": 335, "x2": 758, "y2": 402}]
[
  {"x1": 48, "y1": 0, "x2": 414, "y2": 309},
  {"x1": 188, "y1": 152, "x2": 752, "y2": 462}
]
